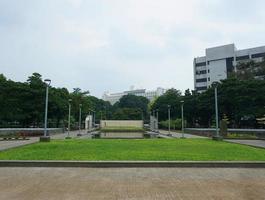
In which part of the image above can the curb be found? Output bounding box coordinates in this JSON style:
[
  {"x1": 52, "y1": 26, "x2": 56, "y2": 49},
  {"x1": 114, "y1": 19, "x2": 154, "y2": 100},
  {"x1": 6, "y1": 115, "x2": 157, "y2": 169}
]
[{"x1": 0, "y1": 161, "x2": 265, "y2": 168}]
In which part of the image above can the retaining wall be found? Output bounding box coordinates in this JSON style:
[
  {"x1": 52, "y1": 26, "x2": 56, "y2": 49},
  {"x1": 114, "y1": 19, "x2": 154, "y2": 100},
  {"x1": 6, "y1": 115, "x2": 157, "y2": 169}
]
[
  {"x1": 185, "y1": 128, "x2": 265, "y2": 139},
  {"x1": 100, "y1": 120, "x2": 143, "y2": 128},
  {"x1": 0, "y1": 128, "x2": 64, "y2": 137}
]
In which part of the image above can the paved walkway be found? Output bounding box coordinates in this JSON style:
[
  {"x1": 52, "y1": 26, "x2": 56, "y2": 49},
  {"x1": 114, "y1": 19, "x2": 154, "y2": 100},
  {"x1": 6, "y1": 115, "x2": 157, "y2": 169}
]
[
  {"x1": 0, "y1": 130, "x2": 88, "y2": 151},
  {"x1": 0, "y1": 167, "x2": 264, "y2": 200},
  {"x1": 159, "y1": 129, "x2": 206, "y2": 138},
  {"x1": 0, "y1": 138, "x2": 39, "y2": 151},
  {"x1": 225, "y1": 139, "x2": 265, "y2": 149}
]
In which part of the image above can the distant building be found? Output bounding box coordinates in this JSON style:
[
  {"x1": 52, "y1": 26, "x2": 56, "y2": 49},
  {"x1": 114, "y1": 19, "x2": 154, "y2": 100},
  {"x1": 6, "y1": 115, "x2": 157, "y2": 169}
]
[
  {"x1": 102, "y1": 87, "x2": 166, "y2": 105},
  {"x1": 194, "y1": 44, "x2": 265, "y2": 93}
]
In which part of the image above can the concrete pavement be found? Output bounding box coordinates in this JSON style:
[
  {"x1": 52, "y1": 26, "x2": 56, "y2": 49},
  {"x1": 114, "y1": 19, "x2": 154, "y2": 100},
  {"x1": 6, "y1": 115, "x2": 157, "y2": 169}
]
[
  {"x1": 159, "y1": 129, "x2": 206, "y2": 138},
  {"x1": 0, "y1": 138, "x2": 39, "y2": 151},
  {"x1": 225, "y1": 139, "x2": 265, "y2": 149},
  {"x1": 0, "y1": 167, "x2": 265, "y2": 200},
  {"x1": 0, "y1": 130, "x2": 88, "y2": 151}
]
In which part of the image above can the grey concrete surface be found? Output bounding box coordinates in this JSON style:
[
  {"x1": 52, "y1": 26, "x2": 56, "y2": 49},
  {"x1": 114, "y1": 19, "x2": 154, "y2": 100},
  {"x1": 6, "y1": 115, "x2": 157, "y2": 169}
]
[
  {"x1": 225, "y1": 139, "x2": 265, "y2": 149},
  {"x1": 0, "y1": 167, "x2": 265, "y2": 200},
  {"x1": 159, "y1": 129, "x2": 206, "y2": 138},
  {"x1": 0, "y1": 130, "x2": 88, "y2": 151},
  {"x1": 0, "y1": 138, "x2": 39, "y2": 151}
]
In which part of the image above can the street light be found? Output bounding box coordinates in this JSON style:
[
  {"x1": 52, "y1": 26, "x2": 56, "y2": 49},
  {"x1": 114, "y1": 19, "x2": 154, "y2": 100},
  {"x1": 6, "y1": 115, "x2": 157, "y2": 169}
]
[
  {"x1": 212, "y1": 82, "x2": 222, "y2": 141},
  {"x1": 77, "y1": 104, "x2": 82, "y2": 136},
  {"x1": 156, "y1": 109, "x2": 159, "y2": 132},
  {"x1": 168, "y1": 105, "x2": 171, "y2": 135},
  {"x1": 89, "y1": 109, "x2": 95, "y2": 128},
  {"x1": 104, "y1": 106, "x2": 107, "y2": 120},
  {"x1": 93, "y1": 111, "x2": 96, "y2": 128},
  {"x1": 180, "y1": 100, "x2": 185, "y2": 138},
  {"x1": 40, "y1": 79, "x2": 51, "y2": 142},
  {"x1": 67, "y1": 99, "x2": 72, "y2": 139}
]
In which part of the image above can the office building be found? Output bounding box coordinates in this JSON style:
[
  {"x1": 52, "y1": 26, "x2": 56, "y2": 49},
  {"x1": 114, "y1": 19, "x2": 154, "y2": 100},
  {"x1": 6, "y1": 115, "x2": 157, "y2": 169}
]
[{"x1": 194, "y1": 44, "x2": 265, "y2": 92}]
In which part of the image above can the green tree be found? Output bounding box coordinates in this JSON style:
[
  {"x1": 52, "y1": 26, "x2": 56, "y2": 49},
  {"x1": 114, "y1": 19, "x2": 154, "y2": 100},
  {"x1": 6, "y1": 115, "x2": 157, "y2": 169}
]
[
  {"x1": 113, "y1": 94, "x2": 149, "y2": 120},
  {"x1": 151, "y1": 89, "x2": 182, "y2": 121}
]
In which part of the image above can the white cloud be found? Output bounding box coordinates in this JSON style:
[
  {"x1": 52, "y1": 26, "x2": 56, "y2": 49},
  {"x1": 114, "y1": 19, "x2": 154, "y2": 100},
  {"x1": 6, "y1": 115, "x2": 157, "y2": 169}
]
[
  {"x1": 1, "y1": 0, "x2": 265, "y2": 97},
  {"x1": 67, "y1": 0, "x2": 83, "y2": 8}
]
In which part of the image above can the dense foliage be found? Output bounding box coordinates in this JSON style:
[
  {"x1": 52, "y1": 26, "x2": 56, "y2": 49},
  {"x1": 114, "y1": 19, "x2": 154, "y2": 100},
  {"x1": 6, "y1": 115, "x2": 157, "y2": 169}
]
[
  {"x1": 111, "y1": 94, "x2": 149, "y2": 121},
  {"x1": 151, "y1": 78, "x2": 265, "y2": 128},
  {"x1": 0, "y1": 73, "x2": 110, "y2": 128},
  {"x1": 1, "y1": 69, "x2": 265, "y2": 129}
]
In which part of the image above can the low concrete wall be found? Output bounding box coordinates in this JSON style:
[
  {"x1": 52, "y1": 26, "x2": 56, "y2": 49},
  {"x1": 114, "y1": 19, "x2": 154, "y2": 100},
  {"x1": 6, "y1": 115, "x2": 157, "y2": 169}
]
[
  {"x1": 100, "y1": 120, "x2": 143, "y2": 128},
  {"x1": 0, "y1": 128, "x2": 64, "y2": 137},
  {"x1": 185, "y1": 128, "x2": 265, "y2": 139},
  {"x1": 1, "y1": 161, "x2": 264, "y2": 168},
  {"x1": 184, "y1": 128, "x2": 214, "y2": 137}
]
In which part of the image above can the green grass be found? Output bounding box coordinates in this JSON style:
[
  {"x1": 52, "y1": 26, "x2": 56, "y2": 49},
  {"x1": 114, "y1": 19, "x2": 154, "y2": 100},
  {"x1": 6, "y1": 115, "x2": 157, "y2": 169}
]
[{"x1": 0, "y1": 139, "x2": 265, "y2": 161}]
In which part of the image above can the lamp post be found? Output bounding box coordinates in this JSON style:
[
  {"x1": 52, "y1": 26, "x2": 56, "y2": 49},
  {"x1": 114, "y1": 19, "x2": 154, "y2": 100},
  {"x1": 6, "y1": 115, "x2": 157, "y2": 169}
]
[
  {"x1": 152, "y1": 110, "x2": 155, "y2": 132},
  {"x1": 40, "y1": 79, "x2": 51, "y2": 142},
  {"x1": 104, "y1": 106, "x2": 107, "y2": 120},
  {"x1": 168, "y1": 105, "x2": 171, "y2": 135},
  {"x1": 77, "y1": 104, "x2": 82, "y2": 136},
  {"x1": 156, "y1": 109, "x2": 159, "y2": 132},
  {"x1": 90, "y1": 109, "x2": 95, "y2": 128},
  {"x1": 67, "y1": 99, "x2": 72, "y2": 139},
  {"x1": 180, "y1": 100, "x2": 185, "y2": 138},
  {"x1": 93, "y1": 111, "x2": 96, "y2": 128},
  {"x1": 212, "y1": 82, "x2": 222, "y2": 141}
]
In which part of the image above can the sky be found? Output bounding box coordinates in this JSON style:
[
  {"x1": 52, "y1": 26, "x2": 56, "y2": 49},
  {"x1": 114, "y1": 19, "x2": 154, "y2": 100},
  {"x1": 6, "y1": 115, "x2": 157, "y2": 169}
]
[{"x1": 1, "y1": 0, "x2": 265, "y2": 98}]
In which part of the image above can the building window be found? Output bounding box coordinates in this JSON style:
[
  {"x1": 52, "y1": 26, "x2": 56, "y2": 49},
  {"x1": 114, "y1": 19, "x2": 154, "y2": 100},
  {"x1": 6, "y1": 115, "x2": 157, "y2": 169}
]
[
  {"x1": 208, "y1": 77, "x2": 210, "y2": 81},
  {"x1": 196, "y1": 86, "x2": 207, "y2": 91},
  {"x1": 196, "y1": 70, "x2": 207, "y2": 75},
  {"x1": 252, "y1": 52, "x2": 265, "y2": 59},
  {"x1": 226, "y1": 57, "x2": 234, "y2": 73},
  {"x1": 236, "y1": 55, "x2": 249, "y2": 61},
  {"x1": 208, "y1": 69, "x2": 210, "y2": 73},
  {"x1": 196, "y1": 78, "x2": 207, "y2": 83},
  {"x1": 195, "y1": 62, "x2": 206, "y2": 67}
]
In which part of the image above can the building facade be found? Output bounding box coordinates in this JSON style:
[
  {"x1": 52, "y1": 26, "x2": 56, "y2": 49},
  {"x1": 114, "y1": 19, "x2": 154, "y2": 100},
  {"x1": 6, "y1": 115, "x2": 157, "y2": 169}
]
[
  {"x1": 102, "y1": 87, "x2": 166, "y2": 105},
  {"x1": 194, "y1": 44, "x2": 265, "y2": 92}
]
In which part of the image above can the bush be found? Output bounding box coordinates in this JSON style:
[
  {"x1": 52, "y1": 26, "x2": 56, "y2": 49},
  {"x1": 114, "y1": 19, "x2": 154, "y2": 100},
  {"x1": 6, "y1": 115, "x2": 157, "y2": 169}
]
[{"x1": 159, "y1": 118, "x2": 185, "y2": 130}]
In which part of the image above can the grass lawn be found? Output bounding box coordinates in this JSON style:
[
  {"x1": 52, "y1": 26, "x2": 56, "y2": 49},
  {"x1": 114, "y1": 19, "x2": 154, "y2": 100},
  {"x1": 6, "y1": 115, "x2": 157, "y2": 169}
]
[{"x1": 0, "y1": 139, "x2": 265, "y2": 161}]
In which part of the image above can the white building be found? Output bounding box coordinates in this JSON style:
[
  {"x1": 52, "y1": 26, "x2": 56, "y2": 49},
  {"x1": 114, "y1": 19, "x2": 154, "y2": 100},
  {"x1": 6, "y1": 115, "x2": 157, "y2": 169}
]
[
  {"x1": 102, "y1": 87, "x2": 166, "y2": 105},
  {"x1": 194, "y1": 44, "x2": 265, "y2": 92}
]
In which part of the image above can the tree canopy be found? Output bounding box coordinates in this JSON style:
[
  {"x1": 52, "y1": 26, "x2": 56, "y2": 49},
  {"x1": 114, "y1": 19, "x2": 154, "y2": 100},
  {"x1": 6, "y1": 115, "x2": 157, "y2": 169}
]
[{"x1": 0, "y1": 73, "x2": 110, "y2": 128}]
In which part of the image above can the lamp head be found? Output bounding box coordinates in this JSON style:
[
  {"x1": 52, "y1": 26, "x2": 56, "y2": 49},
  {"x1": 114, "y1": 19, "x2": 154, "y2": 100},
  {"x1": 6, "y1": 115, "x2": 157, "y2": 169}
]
[
  {"x1": 44, "y1": 79, "x2": 51, "y2": 86},
  {"x1": 180, "y1": 100, "x2": 184, "y2": 104},
  {"x1": 212, "y1": 81, "x2": 219, "y2": 88},
  {"x1": 68, "y1": 99, "x2": 72, "y2": 103}
]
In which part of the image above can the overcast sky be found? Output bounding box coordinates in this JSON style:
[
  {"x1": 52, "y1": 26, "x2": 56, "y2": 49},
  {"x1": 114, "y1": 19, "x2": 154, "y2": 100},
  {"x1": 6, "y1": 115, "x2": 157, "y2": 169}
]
[{"x1": 1, "y1": 0, "x2": 265, "y2": 97}]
